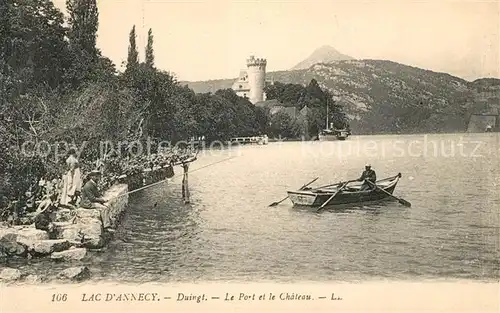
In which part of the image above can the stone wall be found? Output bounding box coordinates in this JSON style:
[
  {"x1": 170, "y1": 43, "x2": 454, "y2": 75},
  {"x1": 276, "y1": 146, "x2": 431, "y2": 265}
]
[
  {"x1": 0, "y1": 162, "x2": 181, "y2": 283},
  {"x1": 55, "y1": 184, "x2": 128, "y2": 249},
  {"x1": 0, "y1": 183, "x2": 129, "y2": 283}
]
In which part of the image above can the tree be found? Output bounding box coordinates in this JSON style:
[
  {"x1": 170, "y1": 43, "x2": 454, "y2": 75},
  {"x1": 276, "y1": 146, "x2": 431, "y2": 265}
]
[
  {"x1": 145, "y1": 28, "x2": 155, "y2": 68},
  {"x1": 306, "y1": 79, "x2": 326, "y2": 103},
  {"x1": 264, "y1": 82, "x2": 307, "y2": 106},
  {"x1": 269, "y1": 111, "x2": 301, "y2": 139},
  {"x1": 5, "y1": 0, "x2": 69, "y2": 93},
  {"x1": 172, "y1": 86, "x2": 199, "y2": 141},
  {"x1": 66, "y1": 0, "x2": 99, "y2": 59},
  {"x1": 64, "y1": 0, "x2": 100, "y2": 88},
  {"x1": 253, "y1": 106, "x2": 270, "y2": 135},
  {"x1": 0, "y1": 0, "x2": 14, "y2": 107},
  {"x1": 264, "y1": 82, "x2": 285, "y2": 100},
  {"x1": 133, "y1": 67, "x2": 177, "y2": 140},
  {"x1": 126, "y1": 25, "x2": 139, "y2": 74},
  {"x1": 0, "y1": 0, "x2": 13, "y2": 60}
]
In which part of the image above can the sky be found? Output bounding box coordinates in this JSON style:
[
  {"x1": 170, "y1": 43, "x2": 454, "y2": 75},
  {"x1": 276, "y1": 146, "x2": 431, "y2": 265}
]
[{"x1": 52, "y1": 0, "x2": 500, "y2": 82}]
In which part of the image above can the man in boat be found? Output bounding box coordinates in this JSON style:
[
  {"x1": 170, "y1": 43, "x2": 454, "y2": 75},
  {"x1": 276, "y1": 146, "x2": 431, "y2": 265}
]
[
  {"x1": 358, "y1": 164, "x2": 377, "y2": 191},
  {"x1": 80, "y1": 170, "x2": 113, "y2": 230}
]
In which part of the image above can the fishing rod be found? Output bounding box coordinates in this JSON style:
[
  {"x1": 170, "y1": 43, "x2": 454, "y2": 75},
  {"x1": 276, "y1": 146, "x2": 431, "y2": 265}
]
[{"x1": 108, "y1": 155, "x2": 237, "y2": 200}]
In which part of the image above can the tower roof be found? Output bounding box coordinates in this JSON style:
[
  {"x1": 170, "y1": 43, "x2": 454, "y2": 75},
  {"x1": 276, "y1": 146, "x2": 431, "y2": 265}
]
[{"x1": 247, "y1": 55, "x2": 267, "y2": 67}]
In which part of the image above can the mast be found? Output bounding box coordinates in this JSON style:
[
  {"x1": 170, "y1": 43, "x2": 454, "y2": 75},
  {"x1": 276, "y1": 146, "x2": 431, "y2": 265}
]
[{"x1": 326, "y1": 97, "x2": 329, "y2": 130}]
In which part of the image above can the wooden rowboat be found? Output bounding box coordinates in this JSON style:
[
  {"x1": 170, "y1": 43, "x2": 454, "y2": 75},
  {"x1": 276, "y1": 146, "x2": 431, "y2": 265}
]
[{"x1": 287, "y1": 173, "x2": 402, "y2": 208}]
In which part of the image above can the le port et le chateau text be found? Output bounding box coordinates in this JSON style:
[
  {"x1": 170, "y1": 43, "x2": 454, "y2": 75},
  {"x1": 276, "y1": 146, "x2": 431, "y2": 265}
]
[{"x1": 78, "y1": 292, "x2": 343, "y2": 303}]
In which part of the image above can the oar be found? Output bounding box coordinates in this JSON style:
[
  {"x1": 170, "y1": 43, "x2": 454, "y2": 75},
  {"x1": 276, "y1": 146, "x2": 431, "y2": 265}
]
[
  {"x1": 269, "y1": 177, "x2": 319, "y2": 207},
  {"x1": 311, "y1": 181, "x2": 345, "y2": 190},
  {"x1": 366, "y1": 180, "x2": 411, "y2": 207},
  {"x1": 316, "y1": 180, "x2": 353, "y2": 212}
]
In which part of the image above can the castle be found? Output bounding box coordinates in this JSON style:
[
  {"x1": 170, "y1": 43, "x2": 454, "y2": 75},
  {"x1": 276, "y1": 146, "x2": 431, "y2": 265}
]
[{"x1": 231, "y1": 56, "x2": 269, "y2": 104}]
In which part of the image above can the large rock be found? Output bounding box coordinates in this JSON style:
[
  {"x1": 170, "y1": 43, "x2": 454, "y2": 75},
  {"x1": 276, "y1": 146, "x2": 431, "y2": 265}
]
[
  {"x1": 0, "y1": 227, "x2": 50, "y2": 257},
  {"x1": 0, "y1": 233, "x2": 27, "y2": 257},
  {"x1": 78, "y1": 220, "x2": 104, "y2": 249},
  {"x1": 51, "y1": 248, "x2": 87, "y2": 262},
  {"x1": 32, "y1": 239, "x2": 71, "y2": 256},
  {"x1": 54, "y1": 208, "x2": 105, "y2": 249},
  {"x1": 0, "y1": 229, "x2": 17, "y2": 240},
  {"x1": 75, "y1": 208, "x2": 101, "y2": 220},
  {"x1": 24, "y1": 274, "x2": 43, "y2": 284},
  {"x1": 52, "y1": 184, "x2": 128, "y2": 251},
  {"x1": 56, "y1": 221, "x2": 103, "y2": 249},
  {"x1": 17, "y1": 227, "x2": 50, "y2": 241},
  {"x1": 58, "y1": 266, "x2": 90, "y2": 282},
  {"x1": 0, "y1": 268, "x2": 22, "y2": 282},
  {"x1": 56, "y1": 224, "x2": 81, "y2": 242}
]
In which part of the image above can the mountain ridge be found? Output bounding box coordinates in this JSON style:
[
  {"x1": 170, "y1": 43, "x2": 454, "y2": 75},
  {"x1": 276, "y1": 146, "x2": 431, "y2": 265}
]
[
  {"x1": 291, "y1": 45, "x2": 354, "y2": 70},
  {"x1": 181, "y1": 59, "x2": 500, "y2": 134}
]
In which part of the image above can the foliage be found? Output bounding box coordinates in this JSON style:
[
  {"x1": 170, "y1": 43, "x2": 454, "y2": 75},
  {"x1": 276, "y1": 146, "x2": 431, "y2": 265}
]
[
  {"x1": 264, "y1": 81, "x2": 304, "y2": 105},
  {"x1": 264, "y1": 78, "x2": 350, "y2": 137},
  {"x1": 145, "y1": 28, "x2": 155, "y2": 68},
  {"x1": 5, "y1": 0, "x2": 69, "y2": 94},
  {"x1": 0, "y1": 0, "x2": 280, "y2": 217},
  {"x1": 67, "y1": 0, "x2": 99, "y2": 58},
  {"x1": 268, "y1": 111, "x2": 301, "y2": 139},
  {"x1": 126, "y1": 25, "x2": 139, "y2": 74}
]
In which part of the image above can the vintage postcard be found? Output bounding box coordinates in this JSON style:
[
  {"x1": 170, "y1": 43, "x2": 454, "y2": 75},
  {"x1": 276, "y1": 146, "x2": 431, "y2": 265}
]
[{"x1": 0, "y1": 0, "x2": 499, "y2": 312}]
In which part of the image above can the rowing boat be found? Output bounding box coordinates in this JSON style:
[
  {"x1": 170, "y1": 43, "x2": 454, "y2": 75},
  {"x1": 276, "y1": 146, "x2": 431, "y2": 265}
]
[{"x1": 287, "y1": 173, "x2": 402, "y2": 208}]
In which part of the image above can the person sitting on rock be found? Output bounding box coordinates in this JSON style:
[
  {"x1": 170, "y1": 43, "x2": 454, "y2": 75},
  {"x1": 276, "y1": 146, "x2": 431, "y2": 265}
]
[{"x1": 80, "y1": 170, "x2": 112, "y2": 231}]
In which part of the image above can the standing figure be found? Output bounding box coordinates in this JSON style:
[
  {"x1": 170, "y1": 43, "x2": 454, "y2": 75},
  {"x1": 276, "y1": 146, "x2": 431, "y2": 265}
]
[
  {"x1": 60, "y1": 148, "x2": 83, "y2": 206},
  {"x1": 182, "y1": 161, "x2": 190, "y2": 204}
]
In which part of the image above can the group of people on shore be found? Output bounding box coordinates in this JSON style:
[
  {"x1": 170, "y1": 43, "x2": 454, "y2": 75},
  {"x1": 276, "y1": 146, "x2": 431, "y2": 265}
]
[
  {"x1": 33, "y1": 149, "x2": 112, "y2": 232},
  {"x1": 31, "y1": 147, "x2": 196, "y2": 232}
]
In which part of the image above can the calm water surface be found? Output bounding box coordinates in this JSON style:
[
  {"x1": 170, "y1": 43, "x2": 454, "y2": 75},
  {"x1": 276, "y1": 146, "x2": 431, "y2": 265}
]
[{"x1": 8, "y1": 134, "x2": 500, "y2": 282}]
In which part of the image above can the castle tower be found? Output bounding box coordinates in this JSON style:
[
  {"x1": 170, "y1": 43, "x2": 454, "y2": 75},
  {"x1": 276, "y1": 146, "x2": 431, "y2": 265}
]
[{"x1": 246, "y1": 55, "x2": 267, "y2": 104}]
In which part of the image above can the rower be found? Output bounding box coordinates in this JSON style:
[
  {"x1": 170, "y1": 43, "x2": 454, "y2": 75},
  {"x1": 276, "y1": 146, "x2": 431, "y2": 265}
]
[{"x1": 358, "y1": 164, "x2": 377, "y2": 191}]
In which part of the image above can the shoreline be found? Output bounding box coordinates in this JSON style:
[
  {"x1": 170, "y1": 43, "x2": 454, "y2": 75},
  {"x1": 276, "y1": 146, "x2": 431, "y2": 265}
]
[
  {"x1": 0, "y1": 183, "x2": 129, "y2": 284},
  {"x1": 0, "y1": 160, "x2": 189, "y2": 284}
]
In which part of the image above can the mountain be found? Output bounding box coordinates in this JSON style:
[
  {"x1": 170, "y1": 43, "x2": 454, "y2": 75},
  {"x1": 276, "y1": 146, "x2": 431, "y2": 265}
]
[
  {"x1": 182, "y1": 60, "x2": 499, "y2": 134},
  {"x1": 291, "y1": 45, "x2": 354, "y2": 70}
]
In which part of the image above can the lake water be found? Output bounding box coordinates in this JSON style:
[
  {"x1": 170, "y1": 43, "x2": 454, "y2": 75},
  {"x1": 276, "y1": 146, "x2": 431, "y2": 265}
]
[{"x1": 6, "y1": 133, "x2": 500, "y2": 282}]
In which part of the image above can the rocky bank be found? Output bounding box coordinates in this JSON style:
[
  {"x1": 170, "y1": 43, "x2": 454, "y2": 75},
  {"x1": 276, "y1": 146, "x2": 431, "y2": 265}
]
[{"x1": 0, "y1": 184, "x2": 128, "y2": 284}]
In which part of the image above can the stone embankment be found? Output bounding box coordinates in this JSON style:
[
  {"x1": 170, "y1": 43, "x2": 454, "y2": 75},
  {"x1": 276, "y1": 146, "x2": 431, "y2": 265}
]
[{"x1": 0, "y1": 184, "x2": 128, "y2": 284}]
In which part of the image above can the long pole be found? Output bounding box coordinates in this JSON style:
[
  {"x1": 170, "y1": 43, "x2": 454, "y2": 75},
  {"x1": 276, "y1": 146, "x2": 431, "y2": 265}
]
[
  {"x1": 109, "y1": 155, "x2": 237, "y2": 200},
  {"x1": 326, "y1": 97, "x2": 329, "y2": 130}
]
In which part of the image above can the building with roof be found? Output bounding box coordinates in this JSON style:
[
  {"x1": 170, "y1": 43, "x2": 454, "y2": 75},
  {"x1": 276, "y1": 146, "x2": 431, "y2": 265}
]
[{"x1": 231, "y1": 56, "x2": 269, "y2": 104}]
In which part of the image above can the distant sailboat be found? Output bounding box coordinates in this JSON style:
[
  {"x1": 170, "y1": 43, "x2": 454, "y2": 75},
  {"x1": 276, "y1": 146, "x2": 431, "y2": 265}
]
[{"x1": 318, "y1": 98, "x2": 349, "y2": 141}]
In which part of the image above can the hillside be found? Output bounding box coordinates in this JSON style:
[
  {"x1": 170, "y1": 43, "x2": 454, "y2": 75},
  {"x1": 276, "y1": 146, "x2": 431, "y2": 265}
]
[
  {"x1": 291, "y1": 45, "x2": 354, "y2": 70},
  {"x1": 182, "y1": 60, "x2": 497, "y2": 134},
  {"x1": 466, "y1": 78, "x2": 500, "y2": 116}
]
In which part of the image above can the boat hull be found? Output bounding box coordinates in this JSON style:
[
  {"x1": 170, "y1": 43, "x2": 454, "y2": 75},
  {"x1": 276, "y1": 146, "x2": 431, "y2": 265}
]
[
  {"x1": 318, "y1": 134, "x2": 347, "y2": 141},
  {"x1": 287, "y1": 176, "x2": 399, "y2": 208},
  {"x1": 318, "y1": 129, "x2": 349, "y2": 141}
]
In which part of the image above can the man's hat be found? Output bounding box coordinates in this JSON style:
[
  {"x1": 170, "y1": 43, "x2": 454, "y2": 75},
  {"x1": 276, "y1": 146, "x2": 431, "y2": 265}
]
[{"x1": 365, "y1": 163, "x2": 371, "y2": 167}]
